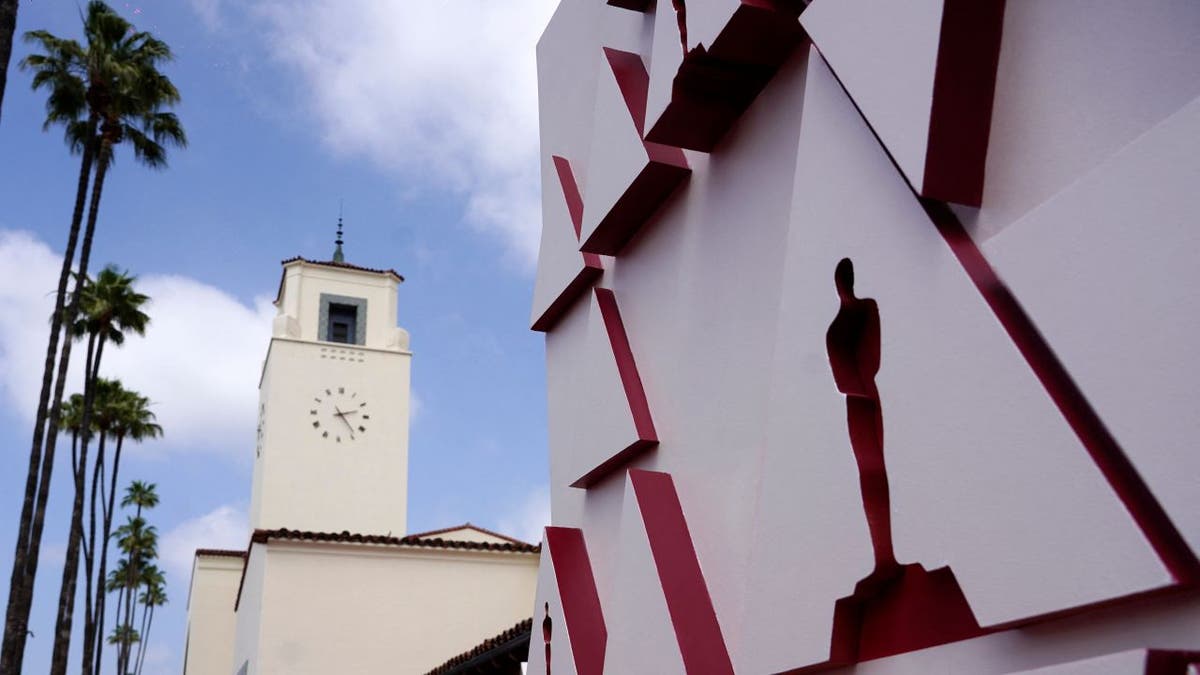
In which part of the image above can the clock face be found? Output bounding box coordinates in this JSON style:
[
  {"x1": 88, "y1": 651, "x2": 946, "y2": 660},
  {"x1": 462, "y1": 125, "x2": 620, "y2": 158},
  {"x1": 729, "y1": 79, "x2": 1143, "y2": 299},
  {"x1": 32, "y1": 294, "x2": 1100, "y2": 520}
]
[{"x1": 310, "y1": 386, "x2": 370, "y2": 444}]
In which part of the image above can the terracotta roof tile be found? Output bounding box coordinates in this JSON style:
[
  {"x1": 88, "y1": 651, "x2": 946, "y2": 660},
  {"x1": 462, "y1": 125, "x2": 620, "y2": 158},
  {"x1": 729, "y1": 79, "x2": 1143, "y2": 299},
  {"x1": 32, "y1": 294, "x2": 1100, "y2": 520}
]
[
  {"x1": 252, "y1": 528, "x2": 540, "y2": 553},
  {"x1": 280, "y1": 256, "x2": 405, "y2": 282},
  {"x1": 407, "y1": 523, "x2": 536, "y2": 548},
  {"x1": 423, "y1": 618, "x2": 532, "y2": 675},
  {"x1": 194, "y1": 548, "x2": 246, "y2": 559}
]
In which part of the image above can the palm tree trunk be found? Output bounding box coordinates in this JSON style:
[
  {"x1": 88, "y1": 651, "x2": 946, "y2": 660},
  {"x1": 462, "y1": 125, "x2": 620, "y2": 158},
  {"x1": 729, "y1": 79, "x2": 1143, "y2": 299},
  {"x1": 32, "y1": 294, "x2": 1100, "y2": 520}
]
[
  {"x1": 80, "y1": 434, "x2": 107, "y2": 675},
  {"x1": 90, "y1": 435, "x2": 123, "y2": 675},
  {"x1": 49, "y1": 333, "x2": 105, "y2": 675},
  {"x1": 0, "y1": 0, "x2": 17, "y2": 127},
  {"x1": 134, "y1": 604, "x2": 153, "y2": 675},
  {"x1": 120, "y1": 557, "x2": 136, "y2": 675},
  {"x1": 1, "y1": 121, "x2": 96, "y2": 675},
  {"x1": 133, "y1": 596, "x2": 149, "y2": 675}
]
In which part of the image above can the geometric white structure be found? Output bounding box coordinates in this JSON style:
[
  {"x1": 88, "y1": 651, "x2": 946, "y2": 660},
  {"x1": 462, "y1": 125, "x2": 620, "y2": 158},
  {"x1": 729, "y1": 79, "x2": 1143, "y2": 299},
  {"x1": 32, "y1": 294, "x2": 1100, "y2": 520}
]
[{"x1": 532, "y1": 0, "x2": 1200, "y2": 672}]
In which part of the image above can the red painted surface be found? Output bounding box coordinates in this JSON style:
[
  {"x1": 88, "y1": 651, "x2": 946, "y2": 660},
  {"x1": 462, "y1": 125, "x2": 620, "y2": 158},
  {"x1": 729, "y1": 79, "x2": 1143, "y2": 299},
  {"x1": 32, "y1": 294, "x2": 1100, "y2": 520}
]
[
  {"x1": 581, "y1": 50, "x2": 690, "y2": 256},
  {"x1": 629, "y1": 470, "x2": 735, "y2": 675},
  {"x1": 546, "y1": 527, "x2": 607, "y2": 675},
  {"x1": 531, "y1": 156, "x2": 604, "y2": 333},
  {"x1": 607, "y1": 0, "x2": 651, "y2": 11},
  {"x1": 643, "y1": 1, "x2": 804, "y2": 151},
  {"x1": 922, "y1": 0, "x2": 1006, "y2": 206},
  {"x1": 572, "y1": 289, "x2": 658, "y2": 487},
  {"x1": 1145, "y1": 650, "x2": 1200, "y2": 675}
]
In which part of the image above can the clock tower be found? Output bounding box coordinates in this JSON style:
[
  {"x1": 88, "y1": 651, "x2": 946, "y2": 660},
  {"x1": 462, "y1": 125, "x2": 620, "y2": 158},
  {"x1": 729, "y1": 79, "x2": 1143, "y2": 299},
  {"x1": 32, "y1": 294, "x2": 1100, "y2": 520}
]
[{"x1": 250, "y1": 226, "x2": 412, "y2": 535}]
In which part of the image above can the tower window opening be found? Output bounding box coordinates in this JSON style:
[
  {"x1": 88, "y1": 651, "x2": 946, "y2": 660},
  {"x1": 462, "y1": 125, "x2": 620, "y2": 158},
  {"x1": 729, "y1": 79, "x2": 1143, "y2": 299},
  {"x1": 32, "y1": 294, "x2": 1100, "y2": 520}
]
[{"x1": 327, "y1": 303, "x2": 358, "y2": 344}]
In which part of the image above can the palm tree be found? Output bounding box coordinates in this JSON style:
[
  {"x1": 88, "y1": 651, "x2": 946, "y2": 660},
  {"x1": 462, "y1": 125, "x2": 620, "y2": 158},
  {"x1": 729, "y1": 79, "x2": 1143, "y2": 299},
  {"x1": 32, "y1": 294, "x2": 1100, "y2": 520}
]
[
  {"x1": 3, "y1": 4, "x2": 184, "y2": 669},
  {"x1": 58, "y1": 394, "x2": 89, "y2": 477},
  {"x1": 51, "y1": 267, "x2": 150, "y2": 675},
  {"x1": 132, "y1": 568, "x2": 164, "y2": 675},
  {"x1": 111, "y1": 516, "x2": 156, "y2": 675},
  {"x1": 93, "y1": 476, "x2": 159, "y2": 674},
  {"x1": 80, "y1": 379, "x2": 123, "y2": 675},
  {"x1": 104, "y1": 624, "x2": 138, "y2": 669},
  {"x1": 0, "y1": 0, "x2": 16, "y2": 125}
]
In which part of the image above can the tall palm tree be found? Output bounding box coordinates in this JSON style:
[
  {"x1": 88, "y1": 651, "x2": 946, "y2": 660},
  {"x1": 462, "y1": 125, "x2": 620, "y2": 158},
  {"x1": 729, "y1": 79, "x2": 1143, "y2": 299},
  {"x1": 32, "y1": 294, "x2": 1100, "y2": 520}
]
[
  {"x1": 132, "y1": 567, "x2": 164, "y2": 675},
  {"x1": 104, "y1": 624, "x2": 138, "y2": 667},
  {"x1": 80, "y1": 379, "x2": 123, "y2": 675},
  {"x1": 51, "y1": 267, "x2": 150, "y2": 675},
  {"x1": 93, "y1": 474, "x2": 159, "y2": 675},
  {"x1": 3, "y1": 4, "x2": 184, "y2": 669},
  {"x1": 0, "y1": 0, "x2": 16, "y2": 125},
  {"x1": 111, "y1": 516, "x2": 155, "y2": 675}
]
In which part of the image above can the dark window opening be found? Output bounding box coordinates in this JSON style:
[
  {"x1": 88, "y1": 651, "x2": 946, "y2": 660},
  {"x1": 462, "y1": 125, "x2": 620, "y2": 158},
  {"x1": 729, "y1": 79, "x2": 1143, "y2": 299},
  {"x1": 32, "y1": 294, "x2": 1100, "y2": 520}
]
[{"x1": 327, "y1": 303, "x2": 358, "y2": 344}]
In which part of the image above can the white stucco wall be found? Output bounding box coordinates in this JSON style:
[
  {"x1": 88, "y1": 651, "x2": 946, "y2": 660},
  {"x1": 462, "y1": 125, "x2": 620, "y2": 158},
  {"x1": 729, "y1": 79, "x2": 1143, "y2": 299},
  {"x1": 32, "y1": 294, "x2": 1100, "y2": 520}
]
[
  {"x1": 232, "y1": 541, "x2": 538, "y2": 675},
  {"x1": 183, "y1": 554, "x2": 244, "y2": 675},
  {"x1": 251, "y1": 262, "x2": 412, "y2": 535}
]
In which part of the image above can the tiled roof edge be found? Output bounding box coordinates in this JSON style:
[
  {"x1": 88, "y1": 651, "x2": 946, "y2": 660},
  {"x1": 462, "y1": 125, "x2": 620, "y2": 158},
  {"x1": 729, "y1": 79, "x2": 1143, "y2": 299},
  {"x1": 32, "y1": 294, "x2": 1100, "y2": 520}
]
[
  {"x1": 194, "y1": 548, "x2": 246, "y2": 559},
  {"x1": 252, "y1": 528, "x2": 541, "y2": 554},
  {"x1": 423, "y1": 618, "x2": 533, "y2": 675},
  {"x1": 280, "y1": 256, "x2": 405, "y2": 282},
  {"x1": 407, "y1": 522, "x2": 537, "y2": 548}
]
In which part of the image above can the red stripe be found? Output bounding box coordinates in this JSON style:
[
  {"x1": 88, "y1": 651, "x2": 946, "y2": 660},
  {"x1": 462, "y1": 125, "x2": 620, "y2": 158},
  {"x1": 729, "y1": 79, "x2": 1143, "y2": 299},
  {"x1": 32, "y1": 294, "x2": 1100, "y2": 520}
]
[
  {"x1": 630, "y1": 470, "x2": 735, "y2": 675},
  {"x1": 603, "y1": 48, "x2": 651, "y2": 136},
  {"x1": 922, "y1": 0, "x2": 1005, "y2": 206},
  {"x1": 552, "y1": 156, "x2": 586, "y2": 237},
  {"x1": 547, "y1": 527, "x2": 608, "y2": 675},
  {"x1": 594, "y1": 288, "x2": 657, "y2": 442}
]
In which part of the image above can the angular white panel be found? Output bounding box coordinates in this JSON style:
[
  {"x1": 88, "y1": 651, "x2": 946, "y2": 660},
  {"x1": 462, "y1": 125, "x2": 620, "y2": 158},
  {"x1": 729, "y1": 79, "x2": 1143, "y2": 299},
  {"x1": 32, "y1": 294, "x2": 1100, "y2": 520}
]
[
  {"x1": 960, "y1": 1, "x2": 1200, "y2": 241},
  {"x1": 984, "y1": 95, "x2": 1200, "y2": 560},
  {"x1": 546, "y1": 291, "x2": 648, "y2": 489},
  {"x1": 602, "y1": 477, "x2": 687, "y2": 675},
  {"x1": 581, "y1": 51, "x2": 661, "y2": 249},
  {"x1": 531, "y1": 157, "x2": 601, "y2": 330},
  {"x1": 537, "y1": 0, "x2": 644, "y2": 180},
  {"x1": 740, "y1": 51, "x2": 1167, "y2": 673},
  {"x1": 528, "y1": 543, "x2": 579, "y2": 675},
  {"x1": 802, "y1": 0, "x2": 943, "y2": 194}
]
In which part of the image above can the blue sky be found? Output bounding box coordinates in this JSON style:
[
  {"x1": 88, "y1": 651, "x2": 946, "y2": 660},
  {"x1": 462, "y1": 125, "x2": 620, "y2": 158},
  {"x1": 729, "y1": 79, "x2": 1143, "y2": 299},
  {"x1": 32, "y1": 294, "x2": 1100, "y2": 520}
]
[{"x1": 0, "y1": 0, "x2": 556, "y2": 671}]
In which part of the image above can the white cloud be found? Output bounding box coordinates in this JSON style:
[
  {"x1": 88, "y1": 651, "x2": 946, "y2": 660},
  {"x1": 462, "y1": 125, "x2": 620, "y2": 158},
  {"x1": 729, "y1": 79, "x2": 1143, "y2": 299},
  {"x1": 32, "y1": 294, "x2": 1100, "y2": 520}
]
[
  {"x1": 245, "y1": 0, "x2": 558, "y2": 268},
  {"x1": 496, "y1": 484, "x2": 550, "y2": 545},
  {"x1": 0, "y1": 230, "x2": 274, "y2": 455},
  {"x1": 160, "y1": 504, "x2": 248, "y2": 583}
]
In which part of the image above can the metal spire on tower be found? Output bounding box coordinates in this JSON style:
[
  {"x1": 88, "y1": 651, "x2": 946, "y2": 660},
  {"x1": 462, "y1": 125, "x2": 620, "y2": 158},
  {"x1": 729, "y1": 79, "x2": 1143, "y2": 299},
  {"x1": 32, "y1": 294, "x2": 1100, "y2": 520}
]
[{"x1": 333, "y1": 202, "x2": 345, "y2": 263}]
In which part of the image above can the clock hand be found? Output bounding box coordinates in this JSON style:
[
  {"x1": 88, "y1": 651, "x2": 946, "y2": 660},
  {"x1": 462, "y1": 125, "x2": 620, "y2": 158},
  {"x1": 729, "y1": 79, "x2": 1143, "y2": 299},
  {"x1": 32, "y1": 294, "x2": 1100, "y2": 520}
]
[{"x1": 335, "y1": 409, "x2": 356, "y2": 440}]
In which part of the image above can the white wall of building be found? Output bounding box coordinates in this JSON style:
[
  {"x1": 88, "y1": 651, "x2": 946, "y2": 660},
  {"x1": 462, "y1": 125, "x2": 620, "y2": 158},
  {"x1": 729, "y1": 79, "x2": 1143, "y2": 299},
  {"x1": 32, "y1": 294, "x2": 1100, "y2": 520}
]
[
  {"x1": 232, "y1": 541, "x2": 538, "y2": 675},
  {"x1": 183, "y1": 554, "x2": 244, "y2": 675}
]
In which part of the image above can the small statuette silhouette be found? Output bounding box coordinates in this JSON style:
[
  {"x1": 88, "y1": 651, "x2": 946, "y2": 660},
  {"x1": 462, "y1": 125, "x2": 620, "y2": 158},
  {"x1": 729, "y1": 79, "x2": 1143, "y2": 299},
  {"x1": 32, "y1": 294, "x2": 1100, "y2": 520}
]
[
  {"x1": 542, "y1": 602, "x2": 552, "y2": 675},
  {"x1": 826, "y1": 257, "x2": 897, "y2": 581},
  {"x1": 823, "y1": 258, "x2": 981, "y2": 665}
]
